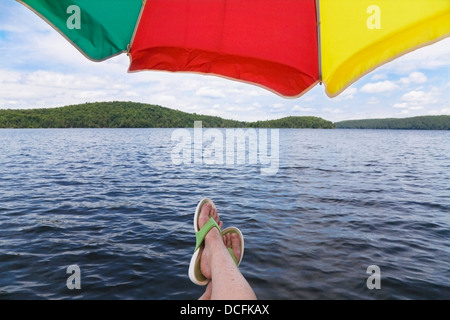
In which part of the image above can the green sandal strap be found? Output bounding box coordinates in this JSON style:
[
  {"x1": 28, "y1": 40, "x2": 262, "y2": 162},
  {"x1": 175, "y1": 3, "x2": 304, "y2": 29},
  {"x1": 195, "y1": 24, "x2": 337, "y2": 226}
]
[
  {"x1": 194, "y1": 218, "x2": 240, "y2": 266},
  {"x1": 194, "y1": 217, "x2": 221, "y2": 251},
  {"x1": 228, "y1": 247, "x2": 239, "y2": 265}
]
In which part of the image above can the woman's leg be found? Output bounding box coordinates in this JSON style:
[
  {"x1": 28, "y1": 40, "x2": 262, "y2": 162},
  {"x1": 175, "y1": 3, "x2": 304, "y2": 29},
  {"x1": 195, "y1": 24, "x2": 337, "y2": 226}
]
[
  {"x1": 198, "y1": 232, "x2": 244, "y2": 300},
  {"x1": 197, "y1": 203, "x2": 256, "y2": 300}
]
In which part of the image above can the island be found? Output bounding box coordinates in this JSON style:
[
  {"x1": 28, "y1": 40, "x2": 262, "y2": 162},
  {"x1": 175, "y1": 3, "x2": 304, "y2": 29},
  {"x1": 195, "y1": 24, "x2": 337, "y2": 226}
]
[
  {"x1": 335, "y1": 115, "x2": 450, "y2": 130},
  {"x1": 0, "y1": 101, "x2": 335, "y2": 129}
]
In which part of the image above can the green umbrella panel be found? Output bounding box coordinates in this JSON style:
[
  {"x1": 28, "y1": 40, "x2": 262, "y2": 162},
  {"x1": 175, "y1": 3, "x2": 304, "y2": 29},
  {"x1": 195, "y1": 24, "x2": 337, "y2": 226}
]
[{"x1": 17, "y1": 0, "x2": 144, "y2": 61}]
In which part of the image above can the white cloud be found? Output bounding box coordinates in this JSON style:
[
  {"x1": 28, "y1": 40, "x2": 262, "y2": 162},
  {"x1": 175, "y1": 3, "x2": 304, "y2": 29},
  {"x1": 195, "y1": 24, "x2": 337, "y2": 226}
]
[
  {"x1": 335, "y1": 87, "x2": 357, "y2": 100},
  {"x1": 271, "y1": 103, "x2": 285, "y2": 110},
  {"x1": 392, "y1": 89, "x2": 439, "y2": 115},
  {"x1": 150, "y1": 94, "x2": 178, "y2": 107},
  {"x1": 366, "y1": 97, "x2": 380, "y2": 105},
  {"x1": 25, "y1": 71, "x2": 111, "y2": 89},
  {"x1": 371, "y1": 73, "x2": 387, "y2": 80},
  {"x1": 409, "y1": 106, "x2": 424, "y2": 111},
  {"x1": 381, "y1": 38, "x2": 450, "y2": 72},
  {"x1": 195, "y1": 86, "x2": 226, "y2": 98},
  {"x1": 124, "y1": 91, "x2": 139, "y2": 98},
  {"x1": 0, "y1": 70, "x2": 22, "y2": 84},
  {"x1": 291, "y1": 105, "x2": 315, "y2": 112},
  {"x1": 322, "y1": 108, "x2": 343, "y2": 114},
  {"x1": 399, "y1": 72, "x2": 427, "y2": 85},
  {"x1": 427, "y1": 108, "x2": 450, "y2": 115},
  {"x1": 361, "y1": 80, "x2": 399, "y2": 93},
  {"x1": 393, "y1": 103, "x2": 408, "y2": 109},
  {"x1": 78, "y1": 90, "x2": 108, "y2": 99},
  {"x1": 401, "y1": 90, "x2": 435, "y2": 105}
]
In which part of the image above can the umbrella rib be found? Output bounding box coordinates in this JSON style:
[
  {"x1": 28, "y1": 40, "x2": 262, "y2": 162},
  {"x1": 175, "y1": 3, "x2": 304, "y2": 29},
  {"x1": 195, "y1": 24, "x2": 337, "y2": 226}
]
[{"x1": 315, "y1": 0, "x2": 322, "y2": 84}]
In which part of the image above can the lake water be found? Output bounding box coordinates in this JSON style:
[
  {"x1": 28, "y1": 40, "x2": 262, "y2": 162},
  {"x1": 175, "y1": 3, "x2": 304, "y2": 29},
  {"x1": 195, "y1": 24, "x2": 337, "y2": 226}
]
[{"x1": 0, "y1": 128, "x2": 449, "y2": 299}]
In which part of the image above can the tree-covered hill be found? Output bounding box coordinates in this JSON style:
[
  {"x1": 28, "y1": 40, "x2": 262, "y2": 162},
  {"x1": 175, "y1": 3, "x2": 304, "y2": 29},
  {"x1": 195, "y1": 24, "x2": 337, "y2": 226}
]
[
  {"x1": 248, "y1": 116, "x2": 335, "y2": 129},
  {"x1": 335, "y1": 115, "x2": 450, "y2": 130},
  {"x1": 0, "y1": 101, "x2": 335, "y2": 129}
]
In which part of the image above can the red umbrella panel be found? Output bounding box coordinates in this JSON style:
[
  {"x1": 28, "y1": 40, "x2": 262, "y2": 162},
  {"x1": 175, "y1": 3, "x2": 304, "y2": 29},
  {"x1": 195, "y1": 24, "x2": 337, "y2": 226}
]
[{"x1": 128, "y1": 0, "x2": 319, "y2": 98}]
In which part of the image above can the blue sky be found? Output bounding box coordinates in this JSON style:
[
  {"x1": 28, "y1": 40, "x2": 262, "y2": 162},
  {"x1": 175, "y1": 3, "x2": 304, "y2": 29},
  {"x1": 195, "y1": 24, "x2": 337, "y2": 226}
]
[{"x1": 0, "y1": 1, "x2": 449, "y2": 122}]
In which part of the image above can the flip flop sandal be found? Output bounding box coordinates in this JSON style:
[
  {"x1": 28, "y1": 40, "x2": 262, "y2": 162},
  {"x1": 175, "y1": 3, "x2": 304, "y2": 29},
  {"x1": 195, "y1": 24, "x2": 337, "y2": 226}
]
[{"x1": 188, "y1": 198, "x2": 244, "y2": 286}]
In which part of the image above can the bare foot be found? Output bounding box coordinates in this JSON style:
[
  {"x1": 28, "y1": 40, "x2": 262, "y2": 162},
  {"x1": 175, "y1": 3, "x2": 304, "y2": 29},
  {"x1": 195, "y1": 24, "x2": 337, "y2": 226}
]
[
  {"x1": 197, "y1": 201, "x2": 223, "y2": 231},
  {"x1": 196, "y1": 201, "x2": 257, "y2": 300},
  {"x1": 198, "y1": 202, "x2": 223, "y2": 280},
  {"x1": 223, "y1": 232, "x2": 242, "y2": 263}
]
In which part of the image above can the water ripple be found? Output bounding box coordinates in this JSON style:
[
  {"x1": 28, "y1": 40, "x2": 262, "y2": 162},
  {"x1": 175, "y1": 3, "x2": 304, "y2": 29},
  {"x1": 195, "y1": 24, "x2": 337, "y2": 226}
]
[{"x1": 0, "y1": 128, "x2": 449, "y2": 299}]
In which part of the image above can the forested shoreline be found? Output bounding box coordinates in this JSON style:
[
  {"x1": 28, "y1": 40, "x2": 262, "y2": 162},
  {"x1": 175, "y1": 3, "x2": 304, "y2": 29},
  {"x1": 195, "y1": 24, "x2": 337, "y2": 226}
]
[
  {"x1": 0, "y1": 101, "x2": 448, "y2": 129},
  {"x1": 0, "y1": 101, "x2": 335, "y2": 129},
  {"x1": 335, "y1": 116, "x2": 450, "y2": 130}
]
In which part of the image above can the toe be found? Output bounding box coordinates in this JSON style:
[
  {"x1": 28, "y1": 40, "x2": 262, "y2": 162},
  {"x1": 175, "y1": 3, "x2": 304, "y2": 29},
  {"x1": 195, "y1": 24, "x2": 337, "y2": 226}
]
[
  {"x1": 223, "y1": 233, "x2": 231, "y2": 248},
  {"x1": 207, "y1": 202, "x2": 222, "y2": 226},
  {"x1": 230, "y1": 233, "x2": 241, "y2": 260},
  {"x1": 198, "y1": 203, "x2": 212, "y2": 228}
]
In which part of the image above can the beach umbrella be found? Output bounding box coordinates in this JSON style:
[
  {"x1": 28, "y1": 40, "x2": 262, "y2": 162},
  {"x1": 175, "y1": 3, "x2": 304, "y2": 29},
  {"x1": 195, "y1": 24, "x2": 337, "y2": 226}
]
[{"x1": 18, "y1": 0, "x2": 450, "y2": 98}]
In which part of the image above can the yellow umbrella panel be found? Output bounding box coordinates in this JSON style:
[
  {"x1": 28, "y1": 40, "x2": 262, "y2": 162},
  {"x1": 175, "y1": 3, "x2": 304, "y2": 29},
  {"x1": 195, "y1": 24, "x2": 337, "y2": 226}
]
[{"x1": 320, "y1": 0, "x2": 450, "y2": 97}]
